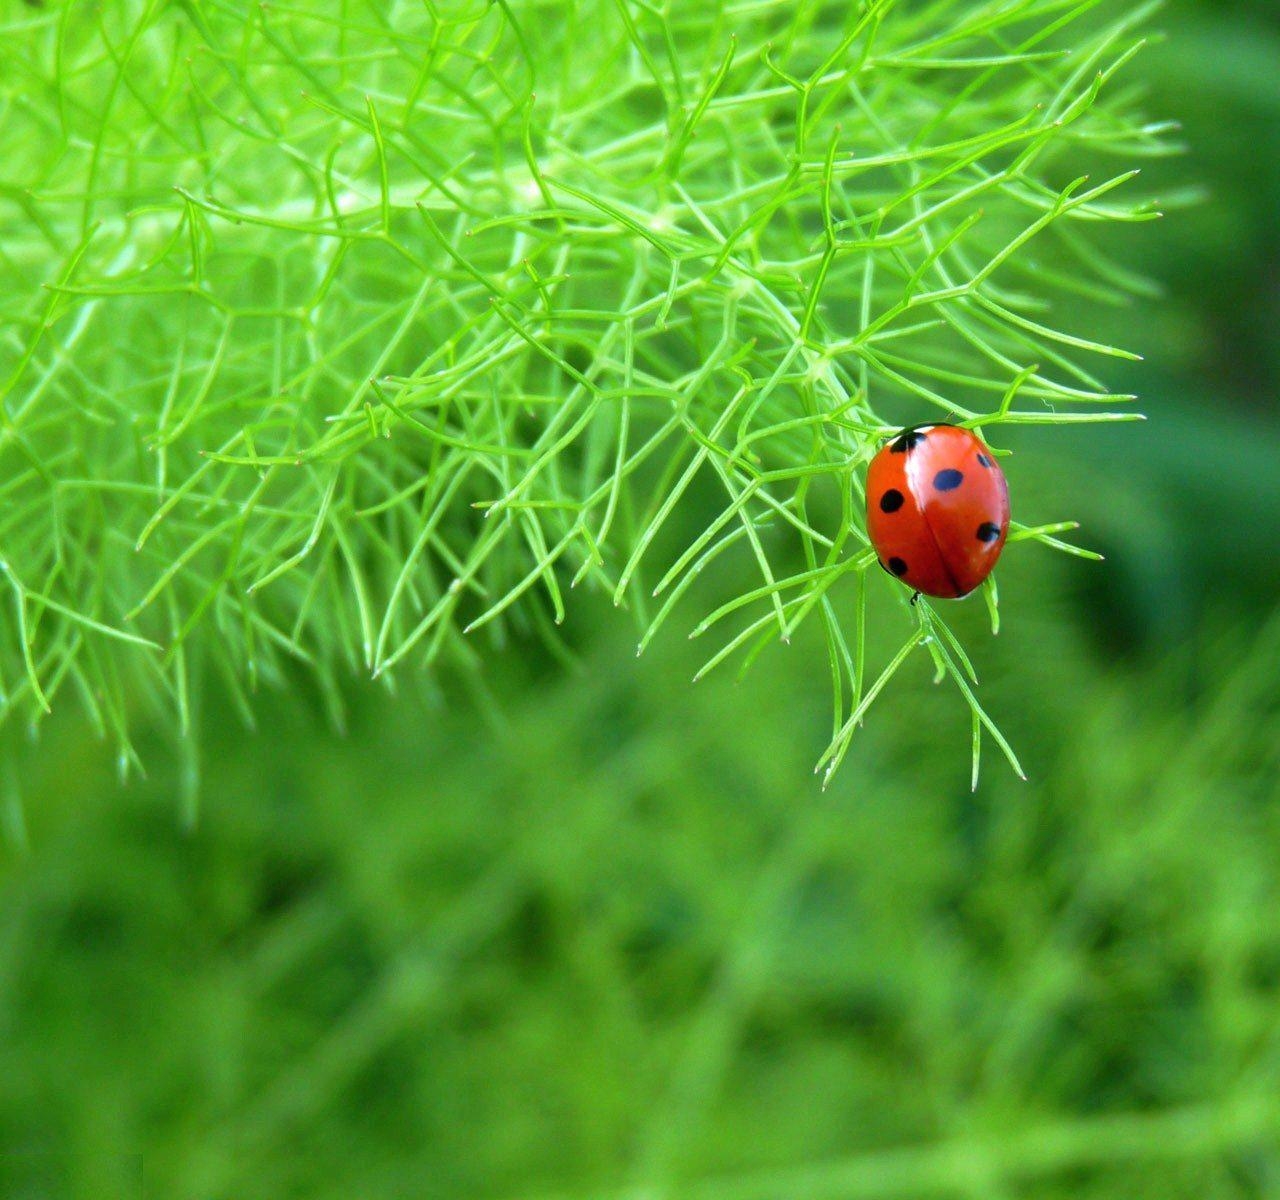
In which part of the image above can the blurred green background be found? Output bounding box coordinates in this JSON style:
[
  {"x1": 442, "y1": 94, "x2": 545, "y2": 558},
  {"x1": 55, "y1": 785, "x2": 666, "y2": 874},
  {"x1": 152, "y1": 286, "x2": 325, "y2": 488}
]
[{"x1": 4, "y1": 1, "x2": 1280, "y2": 1197}]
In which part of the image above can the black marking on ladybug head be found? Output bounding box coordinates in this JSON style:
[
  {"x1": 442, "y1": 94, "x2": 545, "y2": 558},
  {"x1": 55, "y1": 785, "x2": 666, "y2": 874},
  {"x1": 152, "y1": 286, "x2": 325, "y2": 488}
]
[
  {"x1": 933, "y1": 468, "x2": 963, "y2": 492},
  {"x1": 879, "y1": 488, "x2": 905, "y2": 513},
  {"x1": 977, "y1": 522, "x2": 1001, "y2": 544},
  {"x1": 887, "y1": 557, "x2": 909, "y2": 577},
  {"x1": 889, "y1": 425, "x2": 932, "y2": 453}
]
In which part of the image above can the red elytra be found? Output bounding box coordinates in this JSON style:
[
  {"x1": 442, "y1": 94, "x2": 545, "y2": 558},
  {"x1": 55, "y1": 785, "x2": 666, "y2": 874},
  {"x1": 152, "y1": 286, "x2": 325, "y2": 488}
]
[{"x1": 866, "y1": 423, "x2": 1010, "y2": 599}]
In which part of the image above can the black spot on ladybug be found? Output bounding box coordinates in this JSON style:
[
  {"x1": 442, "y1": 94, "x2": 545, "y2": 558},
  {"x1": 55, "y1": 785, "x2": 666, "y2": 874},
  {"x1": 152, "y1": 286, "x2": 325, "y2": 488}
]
[
  {"x1": 879, "y1": 488, "x2": 905, "y2": 513},
  {"x1": 933, "y1": 468, "x2": 963, "y2": 492},
  {"x1": 977, "y1": 453, "x2": 993, "y2": 468},
  {"x1": 977, "y1": 522, "x2": 1001, "y2": 544},
  {"x1": 888, "y1": 557, "x2": 908, "y2": 576},
  {"x1": 890, "y1": 428, "x2": 928, "y2": 453}
]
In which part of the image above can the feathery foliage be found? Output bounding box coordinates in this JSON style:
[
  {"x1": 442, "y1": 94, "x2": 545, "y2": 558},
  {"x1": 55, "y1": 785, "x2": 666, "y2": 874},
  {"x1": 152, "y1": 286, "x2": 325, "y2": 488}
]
[{"x1": 0, "y1": 0, "x2": 1168, "y2": 781}]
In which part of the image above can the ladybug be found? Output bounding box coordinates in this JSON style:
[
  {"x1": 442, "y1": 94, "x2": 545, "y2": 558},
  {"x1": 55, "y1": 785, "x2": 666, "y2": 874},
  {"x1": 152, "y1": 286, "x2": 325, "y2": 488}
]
[{"x1": 865, "y1": 423, "x2": 1010, "y2": 599}]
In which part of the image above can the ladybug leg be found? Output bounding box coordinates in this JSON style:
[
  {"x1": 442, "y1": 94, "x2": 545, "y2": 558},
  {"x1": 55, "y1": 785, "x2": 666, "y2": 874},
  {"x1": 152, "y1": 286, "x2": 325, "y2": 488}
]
[{"x1": 909, "y1": 591, "x2": 921, "y2": 606}]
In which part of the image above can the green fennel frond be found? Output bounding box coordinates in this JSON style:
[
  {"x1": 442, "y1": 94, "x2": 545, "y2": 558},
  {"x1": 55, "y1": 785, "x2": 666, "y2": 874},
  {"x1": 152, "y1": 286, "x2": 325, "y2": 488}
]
[{"x1": 0, "y1": 0, "x2": 1170, "y2": 784}]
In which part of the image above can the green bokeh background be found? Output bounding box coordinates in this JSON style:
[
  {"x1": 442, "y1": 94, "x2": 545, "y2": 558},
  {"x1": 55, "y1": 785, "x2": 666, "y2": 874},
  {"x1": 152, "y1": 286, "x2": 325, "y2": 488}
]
[{"x1": 4, "y1": 2, "x2": 1280, "y2": 1197}]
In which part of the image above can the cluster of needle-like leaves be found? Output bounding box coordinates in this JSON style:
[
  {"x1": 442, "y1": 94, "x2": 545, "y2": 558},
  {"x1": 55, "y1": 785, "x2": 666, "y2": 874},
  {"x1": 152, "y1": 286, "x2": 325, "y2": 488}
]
[{"x1": 0, "y1": 0, "x2": 1168, "y2": 782}]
